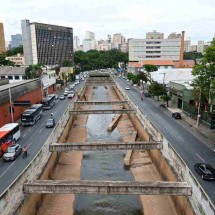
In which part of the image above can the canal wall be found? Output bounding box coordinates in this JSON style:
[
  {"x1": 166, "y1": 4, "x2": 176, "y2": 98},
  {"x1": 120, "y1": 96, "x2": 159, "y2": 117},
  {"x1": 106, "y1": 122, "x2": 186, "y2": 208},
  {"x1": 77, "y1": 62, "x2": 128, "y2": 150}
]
[{"x1": 115, "y1": 82, "x2": 215, "y2": 215}]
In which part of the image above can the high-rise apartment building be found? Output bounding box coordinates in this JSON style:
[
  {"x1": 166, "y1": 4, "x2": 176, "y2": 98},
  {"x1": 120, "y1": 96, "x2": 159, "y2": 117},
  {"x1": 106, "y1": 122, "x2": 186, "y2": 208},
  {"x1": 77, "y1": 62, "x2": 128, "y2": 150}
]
[
  {"x1": 82, "y1": 39, "x2": 95, "y2": 52},
  {"x1": 73, "y1": 36, "x2": 80, "y2": 50},
  {"x1": 112, "y1": 33, "x2": 125, "y2": 45},
  {"x1": 129, "y1": 31, "x2": 184, "y2": 62},
  {"x1": 0, "y1": 23, "x2": 6, "y2": 53},
  {"x1": 21, "y1": 19, "x2": 73, "y2": 66},
  {"x1": 85, "y1": 31, "x2": 95, "y2": 40},
  {"x1": 10, "y1": 34, "x2": 22, "y2": 48}
]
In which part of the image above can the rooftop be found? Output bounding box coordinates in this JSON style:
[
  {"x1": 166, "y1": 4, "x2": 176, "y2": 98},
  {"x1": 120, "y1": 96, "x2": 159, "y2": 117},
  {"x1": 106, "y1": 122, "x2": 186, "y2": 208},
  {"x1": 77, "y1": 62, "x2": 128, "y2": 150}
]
[{"x1": 0, "y1": 66, "x2": 25, "y2": 75}]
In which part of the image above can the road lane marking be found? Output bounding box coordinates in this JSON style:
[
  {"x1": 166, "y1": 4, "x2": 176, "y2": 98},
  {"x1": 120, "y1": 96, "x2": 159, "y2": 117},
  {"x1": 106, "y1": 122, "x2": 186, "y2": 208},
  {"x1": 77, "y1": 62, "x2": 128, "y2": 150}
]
[
  {"x1": 196, "y1": 153, "x2": 205, "y2": 162},
  {"x1": 23, "y1": 133, "x2": 26, "y2": 137},
  {"x1": 27, "y1": 128, "x2": 31, "y2": 132},
  {"x1": 39, "y1": 128, "x2": 43, "y2": 133},
  {"x1": 0, "y1": 162, "x2": 16, "y2": 178}
]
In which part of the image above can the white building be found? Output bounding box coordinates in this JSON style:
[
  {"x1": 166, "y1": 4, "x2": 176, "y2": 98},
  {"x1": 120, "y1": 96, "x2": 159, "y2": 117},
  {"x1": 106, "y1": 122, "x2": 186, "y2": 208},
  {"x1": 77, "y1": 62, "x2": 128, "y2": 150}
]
[
  {"x1": 82, "y1": 39, "x2": 95, "y2": 52},
  {"x1": 85, "y1": 31, "x2": 95, "y2": 40},
  {"x1": 112, "y1": 33, "x2": 125, "y2": 45},
  {"x1": 0, "y1": 66, "x2": 26, "y2": 83},
  {"x1": 41, "y1": 69, "x2": 56, "y2": 95},
  {"x1": 6, "y1": 54, "x2": 25, "y2": 66},
  {"x1": 197, "y1": 40, "x2": 204, "y2": 53},
  {"x1": 73, "y1": 36, "x2": 80, "y2": 50},
  {"x1": 129, "y1": 31, "x2": 184, "y2": 61},
  {"x1": 184, "y1": 40, "x2": 191, "y2": 52}
]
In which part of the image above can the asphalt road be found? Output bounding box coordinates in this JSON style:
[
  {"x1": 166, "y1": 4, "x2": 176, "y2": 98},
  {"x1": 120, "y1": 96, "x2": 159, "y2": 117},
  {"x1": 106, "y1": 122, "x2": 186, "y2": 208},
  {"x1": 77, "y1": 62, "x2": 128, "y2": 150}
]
[
  {"x1": 116, "y1": 77, "x2": 215, "y2": 204},
  {"x1": 0, "y1": 81, "x2": 83, "y2": 195}
]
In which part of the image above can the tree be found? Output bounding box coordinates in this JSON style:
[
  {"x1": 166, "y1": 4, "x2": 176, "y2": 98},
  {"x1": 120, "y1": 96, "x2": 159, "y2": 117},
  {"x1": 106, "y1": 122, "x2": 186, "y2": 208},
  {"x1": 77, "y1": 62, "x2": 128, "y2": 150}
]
[
  {"x1": 192, "y1": 39, "x2": 215, "y2": 112},
  {"x1": 6, "y1": 46, "x2": 23, "y2": 57},
  {"x1": 184, "y1": 51, "x2": 203, "y2": 61},
  {"x1": 0, "y1": 54, "x2": 15, "y2": 66},
  {"x1": 25, "y1": 64, "x2": 42, "y2": 79},
  {"x1": 149, "y1": 81, "x2": 166, "y2": 100},
  {"x1": 62, "y1": 60, "x2": 73, "y2": 67},
  {"x1": 161, "y1": 94, "x2": 171, "y2": 107},
  {"x1": 143, "y1": 64, "x2": 158, "y2": 83}
]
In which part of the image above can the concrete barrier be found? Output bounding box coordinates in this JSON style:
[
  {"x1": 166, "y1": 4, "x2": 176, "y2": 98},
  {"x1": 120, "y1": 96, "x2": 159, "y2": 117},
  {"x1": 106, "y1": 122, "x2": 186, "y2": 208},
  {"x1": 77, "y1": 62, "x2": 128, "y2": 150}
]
[{"x1": 115, "y1": 81, "x2": 215, "y2": 215}]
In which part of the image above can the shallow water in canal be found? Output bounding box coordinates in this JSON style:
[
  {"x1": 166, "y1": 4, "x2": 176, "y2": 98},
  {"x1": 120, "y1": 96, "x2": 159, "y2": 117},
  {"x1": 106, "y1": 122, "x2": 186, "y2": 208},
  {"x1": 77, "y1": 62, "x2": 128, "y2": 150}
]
[{"x1": 74, "y1": 86, "x2": 142, "y2": 215}]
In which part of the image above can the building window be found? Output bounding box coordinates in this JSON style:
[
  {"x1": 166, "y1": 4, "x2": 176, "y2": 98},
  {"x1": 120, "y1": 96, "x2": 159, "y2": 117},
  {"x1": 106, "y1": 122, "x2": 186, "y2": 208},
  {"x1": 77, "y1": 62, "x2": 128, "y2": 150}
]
[
  {"x1": 22, "y1": 75, "x2": 26, "y2": 80},
  {"x1": 8, "y1": 76, "x2": 13, "y2": 80},
  {"x1": 15, "y1": 76, "x2": 20, "y2": 80},
  {"x1": 1, "y1": 76, "x2": 5, "y2": 79}
]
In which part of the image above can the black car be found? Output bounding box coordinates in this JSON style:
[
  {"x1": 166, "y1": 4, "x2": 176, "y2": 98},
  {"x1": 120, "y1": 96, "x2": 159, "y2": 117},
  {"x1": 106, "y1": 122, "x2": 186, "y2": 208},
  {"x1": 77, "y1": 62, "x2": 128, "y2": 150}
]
[
  {"x1": 45, "y1": 118, "x2": 55, "y2": 128},
  {"x1": 144, "y1": 92, "x2": 151, "y2": 97},
  {"x1": 172, "y1": 112, "x2": 182, "y2": 119},
  {"x1": 194, "y1": 163, "x2": 215, "y2": 180}
]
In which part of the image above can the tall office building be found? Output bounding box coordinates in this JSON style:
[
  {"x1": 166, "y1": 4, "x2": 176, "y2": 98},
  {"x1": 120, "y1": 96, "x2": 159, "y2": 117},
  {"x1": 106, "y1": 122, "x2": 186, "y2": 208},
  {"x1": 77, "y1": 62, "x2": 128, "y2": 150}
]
[
  {"x1": 85, "y1": 31, "x2": 95, "y2": 40},
  {"x1": 129, "y1": 31, "x2": 184, "y2": 62},
  {"x1": 0, "y1": 23, "x2": 6, "y2": 53},
  {"x1": 73, "y1": 36, "x2": 80, "y2": 50},
  {"x1": 10, "y1": 34, "x2": 22, "y2": 48},
  {"x1": 112, "y1": 33, "x2": 125, "y2": 45},
  {"x1": 184, "y1": 40, "x2": 191, "y2": 52},
  {"x1": 21, "y1": 19, "x2": 73, "y2": 66}
]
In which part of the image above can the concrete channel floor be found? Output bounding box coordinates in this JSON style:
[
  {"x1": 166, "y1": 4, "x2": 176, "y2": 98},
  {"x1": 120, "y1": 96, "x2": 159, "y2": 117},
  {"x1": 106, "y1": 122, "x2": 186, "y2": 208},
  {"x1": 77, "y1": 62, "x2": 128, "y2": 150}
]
[{"x1": 35, "y1": 85, "x2": 183, "y2": 215}]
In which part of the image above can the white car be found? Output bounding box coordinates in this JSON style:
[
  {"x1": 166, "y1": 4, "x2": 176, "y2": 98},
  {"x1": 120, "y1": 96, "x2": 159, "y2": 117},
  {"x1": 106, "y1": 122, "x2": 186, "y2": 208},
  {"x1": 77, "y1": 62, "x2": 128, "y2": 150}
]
[
  {"x1": 125, "y1": 86, "x2": 130, "y2": 90},
  {"x1": 68, "y1": 93, "x2": 75, "y2": 99},
  {"x1": 126, "y1": 79, "x2": 130, "y2": 82}
]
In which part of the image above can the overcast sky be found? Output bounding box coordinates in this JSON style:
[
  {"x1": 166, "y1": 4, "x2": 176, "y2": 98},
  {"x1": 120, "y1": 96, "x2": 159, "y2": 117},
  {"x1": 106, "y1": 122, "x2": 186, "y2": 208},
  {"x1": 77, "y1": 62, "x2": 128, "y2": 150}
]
[{"x1": 0, "y1": 0, "x2": 214, "y2": 45}]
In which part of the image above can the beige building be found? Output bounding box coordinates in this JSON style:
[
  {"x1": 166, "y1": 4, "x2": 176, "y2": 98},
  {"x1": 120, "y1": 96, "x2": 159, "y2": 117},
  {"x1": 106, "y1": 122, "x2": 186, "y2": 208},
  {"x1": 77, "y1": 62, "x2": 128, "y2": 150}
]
[
  {"x1": 184, "y1": 40, "x2": 191, "y2": 52},
  {"x1": 6, "y1": 54, "x2": 25, "y2": 66},
  {"x1": 112, "y1": 33, "x2": 125, "y2": 45},
  {"x1": 129, "y1": 31, "x2": 184, "y2": 62},
  {"x1": 146, "y1": 30, "x2": 164, "y2": 39},
  {"x1": 190, "y1": 45, "x2": 197, "y2": 52},
  {"x1": 0, "y1": 23, "x2": 6, "y2": 53}
]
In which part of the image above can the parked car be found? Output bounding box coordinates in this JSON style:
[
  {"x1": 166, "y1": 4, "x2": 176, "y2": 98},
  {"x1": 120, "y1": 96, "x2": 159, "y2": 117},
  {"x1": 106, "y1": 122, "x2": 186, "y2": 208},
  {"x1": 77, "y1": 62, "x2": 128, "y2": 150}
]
[
  {"x1": 68, "y1": 93, "x2": 75, "y2": 99},
  {"x1": 194, "y1": 163, "x2": 215, "y2": 180},
  {"x1": 60, "y1": 95, "x2": 65, "y2": 100},
  {"x1": 144, "y1": 92, "x2": 151, "y2": 97},
  {"x1": 125, "y1": 86, "x2": 130, "y2": 90},
  {"x1": 172, "y1": 112, "x2": 182, "y2": 119},
  {"x1": 46, "y1": 118, "x2": 55, "y2": 128},
  {"x1": 126, "y1": 79, "x2": 130, "y2": 82},
  {"x1": 133, "y1": 84, "x2": 137, "y2": 87},
  {"x1": 3, "y1": 144, "x2": 22, "y2": 161},
  {"x1": 63, "y1": 91, "x2": 68, "y2": 96}
]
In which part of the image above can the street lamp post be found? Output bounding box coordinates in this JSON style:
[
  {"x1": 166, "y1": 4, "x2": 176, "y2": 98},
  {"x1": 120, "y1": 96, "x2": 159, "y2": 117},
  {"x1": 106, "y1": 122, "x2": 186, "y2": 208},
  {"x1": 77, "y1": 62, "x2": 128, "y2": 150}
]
[{"x1": 8, "y1": 87, "x2": 14, "y2": 123}]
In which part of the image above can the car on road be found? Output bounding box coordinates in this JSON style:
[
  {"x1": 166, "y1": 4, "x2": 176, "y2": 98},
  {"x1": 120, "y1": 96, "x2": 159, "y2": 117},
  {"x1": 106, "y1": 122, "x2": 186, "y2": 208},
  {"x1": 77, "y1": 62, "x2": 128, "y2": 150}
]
[
  {"x1": 133, "y1": 84, "x2": 137, "y2": 87},
  {"x1": 60, "y1": 95, "x2": 65, "y2": 100},
  {"x1": 125, "y1": 86, "x2": 130, "y2": 90},
  {"x1": 63, "y1": 91, "x2": 68, "y2": 96},
  {"x1": 45, "y1": 118, "x2": 55, "y2": 128},
  {"x1": 172, "y1": 112, "x2": 182, "y2": 119},
  {"x1": 3, "y1": 144, "x2": 22, "y2": 161},
  {"x1": 144, "y1": 92, "x2": 151, "y2": 97},
  {"x1": 126, "y1": 79, "x2": 130, "y2": 82},
  {"x1": 68, "y1": 93, "x2": 75, "y2": 99},
  {"x1": 194, "y1": 163, "x2": 215, "y2": 180}
]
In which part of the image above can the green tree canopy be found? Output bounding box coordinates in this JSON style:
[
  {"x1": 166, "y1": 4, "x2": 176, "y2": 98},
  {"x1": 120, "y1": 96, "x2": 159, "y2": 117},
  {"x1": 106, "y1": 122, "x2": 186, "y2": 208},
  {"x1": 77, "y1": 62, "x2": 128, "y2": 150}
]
[
  {"x1": 6, "y1": 46, "x2": 23, "y2": 57},
  {"x1": 0, "y1": 54, "x2": 15, "y2": 66},
  {"x1": 74, "y1": 49, "x2": 128, "y2": 71},
  {"x1": 25, "y1": 64, "x2": 42, "y2": 79},
  {"x1": 192, "y1": 39, "x2": 215, "y2": 110},
  {"x1": 149, "y1": 81, "x2": 166, "y2": 99},
  {"x1": 184, "y1": 51, "x2": 203, "y2": 61}
]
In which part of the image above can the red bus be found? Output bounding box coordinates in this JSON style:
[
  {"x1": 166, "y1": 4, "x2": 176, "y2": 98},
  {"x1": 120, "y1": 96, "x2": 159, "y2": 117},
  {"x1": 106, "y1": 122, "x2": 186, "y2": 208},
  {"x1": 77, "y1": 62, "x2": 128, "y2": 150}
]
[{"x1": 0, "y1": 123, "x2": 21, "y2": 156}]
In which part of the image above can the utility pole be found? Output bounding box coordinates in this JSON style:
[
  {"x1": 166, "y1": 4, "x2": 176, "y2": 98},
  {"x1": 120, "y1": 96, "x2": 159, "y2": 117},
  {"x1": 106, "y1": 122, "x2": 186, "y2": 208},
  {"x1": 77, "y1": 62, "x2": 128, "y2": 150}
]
[
  {"x1": 197, "y1": 88, "x2": 201, "y2": 127},
  {"x1": 8, "y1": 87, "x2": 14, "y2": 123}
]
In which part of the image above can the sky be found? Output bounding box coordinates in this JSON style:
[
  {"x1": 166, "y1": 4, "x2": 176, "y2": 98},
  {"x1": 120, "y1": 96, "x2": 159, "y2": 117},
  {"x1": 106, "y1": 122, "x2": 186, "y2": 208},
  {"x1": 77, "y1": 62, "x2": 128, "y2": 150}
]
[{"x1": 0, "y1": 0, "x2": 215, "y2": 45}]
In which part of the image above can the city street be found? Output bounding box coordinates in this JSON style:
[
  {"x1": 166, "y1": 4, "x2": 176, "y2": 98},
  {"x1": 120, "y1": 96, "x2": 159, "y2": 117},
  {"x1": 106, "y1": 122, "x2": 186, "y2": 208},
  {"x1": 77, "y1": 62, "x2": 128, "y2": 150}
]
[
  {"x1": 116, "y1": 77, "x2": 215, "y2": 204},
  {"x1": 0, "y1": 82, "x2": 82, "y2": 195}
]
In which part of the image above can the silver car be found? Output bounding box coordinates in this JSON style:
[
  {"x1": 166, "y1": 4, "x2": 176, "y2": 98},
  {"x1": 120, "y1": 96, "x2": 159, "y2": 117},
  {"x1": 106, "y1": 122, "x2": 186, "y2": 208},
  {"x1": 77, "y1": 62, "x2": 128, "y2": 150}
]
[{"x1": 3, "y1": 144, "x2": 22, "y2": 161}]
